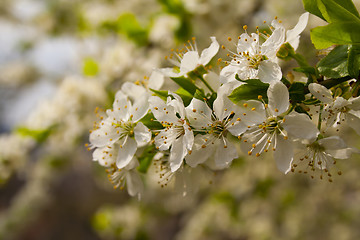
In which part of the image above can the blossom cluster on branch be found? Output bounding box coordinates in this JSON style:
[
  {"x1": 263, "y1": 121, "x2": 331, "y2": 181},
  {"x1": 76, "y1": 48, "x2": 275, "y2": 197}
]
[{"x1": 88, "y1": 12, "x2": 360, "y2": 199}]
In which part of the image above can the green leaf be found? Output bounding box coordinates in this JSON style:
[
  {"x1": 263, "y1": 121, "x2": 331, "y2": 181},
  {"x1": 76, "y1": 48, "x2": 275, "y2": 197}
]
[
  {"x1": 137, "y1": 145, "x2": 157, "y2": 174},
  {"x1": 116, "y1": 13, "x2": 149, "y2": 46},
  {"x1": 83, "y1": 58, "x2": 99, "y2": 76},
  {"x1": 228, "y1": 79, "x2": 269, "y2": 103},
  {"x1": 311, "y1": 21, "x2": 360, "y2": 49},
  {"x1": 302, "y1": 0, "x2": 326, "y2": 21},
  {"x1": 170, "y1": 76, "x2": 198, "y2": 95},
  {"x1": 15, "y1": 126, "x2": 54, "y2": 143},
  {"x1": 140, "y1": 112, "x2": 163, "y2": 130},
  {"x1": 175, "y1": 87, "x2": 193, "y2": 106},
  {"x1": 193, "y1": 89, "x2": 206, "y2": 101},
  {"x1": 347, "y1": 45, "x2": 360, "y2": 78},
  {"x1": 316, "y1": 0, "x2": 360, "y2": 23},
  {"x1": 317, "y1": 45, "x2": 349, "y2": 78},
  {"x1": 293, "y1": 66, "x2": 319, "y2": 77},
  {"x1": 150, "y1": 89, "x2": 168, "y2": 101},
  {"x1": 289, "y1": 82, "x2": 306, "y2": 102}
]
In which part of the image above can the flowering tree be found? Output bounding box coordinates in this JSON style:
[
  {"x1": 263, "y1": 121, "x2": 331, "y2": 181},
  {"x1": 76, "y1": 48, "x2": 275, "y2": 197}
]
[{"x1": 88, "y1": 0, "x2": 360, "y2": 199}]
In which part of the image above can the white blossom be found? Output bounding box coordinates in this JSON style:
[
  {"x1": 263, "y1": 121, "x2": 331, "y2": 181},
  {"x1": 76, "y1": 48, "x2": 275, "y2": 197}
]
[
  {"x1": 89, "y1": 90, "x2": 151, "y2": 169},
  {"x1": 159, "y1": 37, "x2": 219, "y2": 78},
  {"x1": 241, "y1": 81, "x2": 319, "y2": 173},
  {"x1": 149, "y1": 93, "x2": 194, "y2": 172}
]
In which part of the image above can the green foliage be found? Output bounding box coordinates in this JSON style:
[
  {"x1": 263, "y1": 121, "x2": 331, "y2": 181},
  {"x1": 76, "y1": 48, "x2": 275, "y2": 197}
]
[
  {"x1": 137, "y1": 145, "x2": 157, "y2": 174},
  {"x1": 228, "y1": 79, "x2": 269, "y2": 104},
  {"x1": 15, "y1": 126, "x2": 55, "y2": 143},
  {"x1": 157, "y1": 0, "x2": 192, "y2": 42},
  {"x1": 305, "y1": 0, "x2": 360, "y2": 49},
  {"x1": 170, "y1": 76, "x2": 198, "y2": 95},
  {"x1": 317, "y1": 45, "x2": 349, "y2": 78},
  {"x1": 140, "y1": 112, "x2": 163, "y2": 130},
  {"x1": 347, "y1": 45, "x2": 360, "y2": 78},
  {"x1": 100, "y1": 13, "x2": 149, "y2": 46},
  {"x1": 83, "y1": 58, "x2": 99, "y2": 76},
  {"x1": 175, "y1": 87, "x2": 193, "y2": 106},
  {"x1": 289, "y1": 82, "x2": 306, "y2": 103}
]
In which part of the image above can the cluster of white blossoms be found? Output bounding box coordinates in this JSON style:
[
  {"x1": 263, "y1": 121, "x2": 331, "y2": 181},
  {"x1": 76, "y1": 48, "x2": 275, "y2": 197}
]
[{"x1": 89, "y1": 12, "x2": 360, "y2": 198}]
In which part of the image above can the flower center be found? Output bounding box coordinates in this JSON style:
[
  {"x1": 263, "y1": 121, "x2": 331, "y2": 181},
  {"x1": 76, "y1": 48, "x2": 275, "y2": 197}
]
[
  {"x1": 247, "y1": 54, "x2": 266, "y2": 69},
  {"x1": 114, "y1": 121, "x2": 136, "y2": 138}
]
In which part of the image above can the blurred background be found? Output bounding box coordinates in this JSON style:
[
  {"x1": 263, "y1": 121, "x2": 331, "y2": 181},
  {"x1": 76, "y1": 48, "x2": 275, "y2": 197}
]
[{"x1": 1, "y1": 0, "x2": 360, "y2": 239}]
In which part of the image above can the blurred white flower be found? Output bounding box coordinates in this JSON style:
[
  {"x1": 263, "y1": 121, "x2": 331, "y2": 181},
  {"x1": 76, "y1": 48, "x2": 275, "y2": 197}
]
[{"x1": 159, "y1": 37, "x2": 219, "y2": 78}]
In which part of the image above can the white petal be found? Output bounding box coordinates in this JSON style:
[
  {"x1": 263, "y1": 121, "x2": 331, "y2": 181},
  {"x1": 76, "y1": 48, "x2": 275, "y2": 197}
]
[
  {"x1": 185, "y1": 98, "x2": 212, "y2": 128},
  {"x1": 131, "y1": 94, "x2": 149, "y2": 122},
  {"x1": 204, "y1": 71, "x2": 220, "y2": 92},
  {"x1": 111, "y1": 91, "x2": 131, "y2": 120},
  {"x1": 134, "y1": 122, "x2": 151, "y2": 147},
  {"x1": 257, "y1": 60, "x2": 282, "y2": 83},
  {"x1": 169, "y1": 92, "x2": 186, "y2": 119},
  {"x1": 154, "y1": 128, "x2": 175, "y2": 151},
  {"x1": 346, "y1": 112, "x2": 360, "y2": 135},
  {"x1": 149, "y1": 96, "x2": 178, "y2": 123},
  {"x1": 169, "y1": 136, "x2": 186, "y2": 172},
  {"x1": 126, "y1": 170, "x2": 144, "y2": 198},
  {"x1": 237, "y1": 33, "x2": 257, "y2": 55},
  {"x1": 282, "y1": 112, "x2": 319, "y2": 140},
  {"x1": 214, "y1": 139, "x2": 238, "y2": 168},
  {"x1": 219, "y1": 64, "x2": 239, "y2": 84},
  {"x1": 199, "y1": 36, "x2": 220, "y2": 66},
  {"x1": 227, "y1": 121, "x2": 248, "y2": 136},
  {"x1": 92, "y1": 146, "x2": 116, "y2": 167},
  {"x1": 349, "y1": 96, "x2": 360, "y2": 111},
  {"x1": 89, "y1": 119, "x2": 119, "y2": 147},
  {"x1": 308, "y1": 83, "x2": 333, "y2": 104},
  {"x1": 268, "y1": 81, "x2": 289, "y2": 116},
  {"x1": 286, "y1": 12, "x2": 309, "y2": 50},
  {"x1": 183, "y1": 123, "x2": 194, "y2": 151},
  {"x1": 116, "y1": 137, "x2": 137, "y2": 169},
  {"x1": 318, "y1": 136, "x2": 347, "y2": 150},
  {"x1": 148, "y1": 70, "x2": 164, "y2": 90},
  {"x1": 332, "y1": 97, "x2": 349, "y2": 109},
  {"x1": 238, "y1": 100, "x2": 266, "y2": 125},
  {"x1": 213, "y1": 82, "x2": 240, "y2": 120},
  {"x1": 158, "y1": 67, "x2": 181, "y2": 78},
  {"x1": 185, "y1": 135, "x2": 213, "y2": 167},
  {"x1": 261, "y1": 21, "x2": 285, "y2": 59},
  {"x1": 180, "y1": 51, "x2": 200, "y2": 73},
  {"x1": 121, "y1": 82, "x2": 147, "y2": 102},
  {"x1": 125, "y1": 157, "x2": 140, "y2": 170},
  {"x1": 273, "y1": 135, "x2": 294, "y2": 174}
]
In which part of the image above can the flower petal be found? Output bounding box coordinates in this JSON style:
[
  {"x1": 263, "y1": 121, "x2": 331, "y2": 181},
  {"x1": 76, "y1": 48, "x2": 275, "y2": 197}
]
[
  {"x1": 185, "y1": 135, "x2": 213, "y2": 167},
  {"x1": 261, "y1": 21, "x2": 285, "y2": 59},
  {"x1": 273, "y1": 135, "x2": 294, "y2": 174},
  {"x1": 131, "y1": 94, "x2": 149, "y2": 122},
  {"x1": 111, "y1": 91, "x2": 131, "y2": 121},
  {"x1": 308, "y1": 83, "x2": 333, "y2": 104},
  {"x1": 219, "y1": 64, "x2": 239, "y2": 84},
  {"x1": 121, "y1": 82, "x2": 147, "y2": 102},
  {"x1": 283, "y1": 112, "x2": 319, "y2": 140},
  {"x1": 350, "y1": 96, "x2": 360, "y2": 111},
  {"x1": 149, "y1": 96, "x2": 178, "y2": 123},
  {"x1": 214, "y1": 139, "x2": 238, "y2": 168},
  {"x1": 148, "y1": 70, "x2": 164, "y2": 90},
  {"x1": 89, "y1": 118, "x2": 119, "y2": 147},
  {"x1": 185, "y1": 98, "x2": 212, "y2": 128},
  {"x1": 169, "y1": 136, "x2": 186, "y2": 172},
  {"x1": 134, "y1": 122, "x2": 151, "y2": 147},
  {"x1": 346, "y1": 111, "x2": 360, "y2": 136},
  {"x1": 199, "y1": 36, "x2": 220, "y2": 66},
  {"x1": 286, "y1": 12, "x2": 309, "y2": 50},
  {"x1": 180, "y1": 51, "x2": 200, "y2": 73},
  {"x1": 268, "y1": 81, "x2": 289, "y2": 116},
  {"x1": 158, "y1": 67, "x2": 181, "y2": 78},
  {"x1": 258, "y1": 60, "x2": 282, "y2": 83},
  {"x1": 116, "y1": 137, "x2": 137, "y2": 169},
  {"x1": 126, "y1": 170, "x2": 144, "y2": 198}
]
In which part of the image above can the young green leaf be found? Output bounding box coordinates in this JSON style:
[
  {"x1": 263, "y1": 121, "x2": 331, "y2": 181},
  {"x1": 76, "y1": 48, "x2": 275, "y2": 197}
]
[
  {"x1": 302, "y1": 0, "x2": 325, "y2": 21},
  {"x1": 140, "y1": 112, "x2": 163, "y2": 130},
  {"x1": 348, "y1": 45, "x2": 360, "y2": 78},
  {"x1": 170, "y1": 76, "x2": 198, "y2": 95},
  {"x1": 228, "y1": 79, "x2": 269, "y2": 103},
  {"x1": 317, "y1": 0, "x2": 360, "y2": 23}
]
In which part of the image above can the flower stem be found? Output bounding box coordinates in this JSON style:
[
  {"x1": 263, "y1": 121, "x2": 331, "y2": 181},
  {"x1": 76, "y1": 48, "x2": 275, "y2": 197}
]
[{"x1": 197, "y1": 74, "x2": 215, "y2": 94}]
